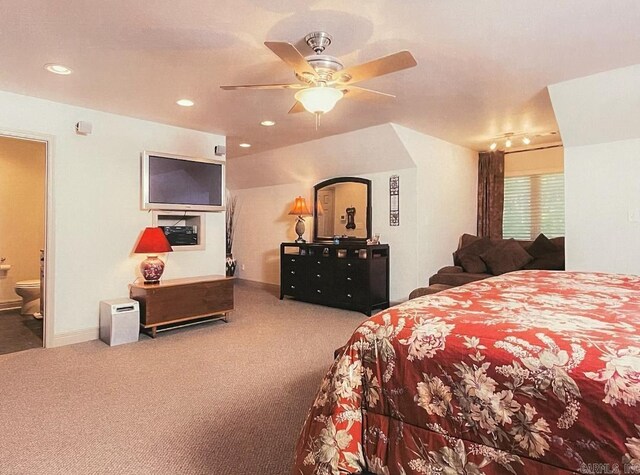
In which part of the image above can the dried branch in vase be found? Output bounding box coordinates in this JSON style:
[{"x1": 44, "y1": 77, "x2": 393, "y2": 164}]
[{"x1": 226, "y1": 191, "x2": 238, "y2": 256}]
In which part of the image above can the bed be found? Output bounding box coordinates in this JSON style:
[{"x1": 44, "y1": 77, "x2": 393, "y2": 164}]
[{"x1": 293, "y1": 271, "x2": 640, "y2": 475}]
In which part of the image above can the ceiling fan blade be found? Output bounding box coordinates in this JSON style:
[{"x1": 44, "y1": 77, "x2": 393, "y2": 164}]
[
  {"x1": 264, "y1": 41, "x2": 318, "y2": 78},
  {"x1": 220, "y1": 83, "x2": 305, "y2": 90},
  {"x1": 335, "y1": 50, "x2": 417, "y2": 85},
  {"x1": 342, "y1": 86, "x2": 396, "y2": 99},
  {"x1": 288, "y1": 101, "x2": 306, "y2": 114}
]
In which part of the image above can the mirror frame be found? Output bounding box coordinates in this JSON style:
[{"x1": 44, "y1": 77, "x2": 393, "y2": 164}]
[{"x1": 313, "y1": 177, "x2": 372, "y2": 243}]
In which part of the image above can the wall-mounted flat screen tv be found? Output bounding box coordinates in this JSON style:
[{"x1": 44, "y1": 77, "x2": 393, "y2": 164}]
[{"x1": 141, "y1": 151, "x2": 225, "y2": 212}]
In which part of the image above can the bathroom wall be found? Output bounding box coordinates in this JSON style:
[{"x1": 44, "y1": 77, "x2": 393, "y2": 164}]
[{"x1": 0, "y1": 136, "x2": 46, "y2": 307}]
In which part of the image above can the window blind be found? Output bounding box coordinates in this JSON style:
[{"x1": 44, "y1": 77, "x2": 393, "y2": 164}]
[{"x1": 503, "y1": 173, "x2": 564, "y2": 240}]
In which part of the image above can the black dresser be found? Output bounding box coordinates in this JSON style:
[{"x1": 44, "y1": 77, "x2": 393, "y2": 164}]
[{"x1": 279, "y1": 242, "x2": 389, "y2": 315}]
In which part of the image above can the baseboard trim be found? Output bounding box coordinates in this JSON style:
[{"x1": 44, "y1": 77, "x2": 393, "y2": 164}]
[
  {"x1": 0, "y1": 299, "x2": 21, "y2": 311},
  {"x1": 235, "y1": 278, "x2": 279, "y2": 292},
  {"x1": 49, "y1": 327, "x2": 99, "y2": 348}
]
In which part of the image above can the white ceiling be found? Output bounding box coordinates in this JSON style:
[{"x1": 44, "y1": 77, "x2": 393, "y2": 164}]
[{"x1": 1, "y1": 0, "x2": 639, "y2": 158}]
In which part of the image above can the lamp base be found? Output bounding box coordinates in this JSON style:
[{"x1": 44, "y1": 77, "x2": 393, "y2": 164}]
[
  {"x1": 294, "y1": 217, "x2": 306, "y2": 243},
  {"x1": 140, "y1": 255, "x2": 165, "y2": 283}
]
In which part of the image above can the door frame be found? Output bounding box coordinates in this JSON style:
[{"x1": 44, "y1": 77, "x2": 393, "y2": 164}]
[{"x1": 0, "y1": 128, "x2": 55, "y2": 348}]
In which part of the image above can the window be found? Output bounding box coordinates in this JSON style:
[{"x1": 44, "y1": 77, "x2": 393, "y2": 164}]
[{"x1": 503, "y1": 173, "x2": 564, "y2": 239}]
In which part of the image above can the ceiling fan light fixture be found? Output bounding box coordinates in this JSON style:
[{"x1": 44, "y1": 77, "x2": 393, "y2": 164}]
[{"x1": 294, "y1": 87, "x2": 343, "y2": 114}]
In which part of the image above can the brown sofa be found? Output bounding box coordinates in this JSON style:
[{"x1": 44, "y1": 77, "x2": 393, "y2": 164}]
[{"x1": 410, "y1": 233, "x2": 565, "y2": 298}]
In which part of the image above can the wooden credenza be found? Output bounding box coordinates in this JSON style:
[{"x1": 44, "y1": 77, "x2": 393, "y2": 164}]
[
  {"x1": 129, "y1": 275, "x2": 234, "y2": 337},
  {"x1": 280, "y1": 242, "x2": 389, "y2": 315}
]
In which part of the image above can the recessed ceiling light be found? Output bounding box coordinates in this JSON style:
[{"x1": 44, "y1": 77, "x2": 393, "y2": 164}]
[
  {"x1": 176, "y1": 99, "x2": 194, "y2": 107},
  {"x1": 260, "y1": 120, "x2": 276, "y2": 127},
  {"x1": 239, "y1": 143, "x2": 251, "y2": 148},
  {"x1": 44, "y1": 63, "x2": 72, "y2": 75}
]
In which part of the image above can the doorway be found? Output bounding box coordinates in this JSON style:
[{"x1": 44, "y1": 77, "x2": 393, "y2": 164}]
[{"x1": 0, "y1": 134, "x2": 48, "y2": 354}]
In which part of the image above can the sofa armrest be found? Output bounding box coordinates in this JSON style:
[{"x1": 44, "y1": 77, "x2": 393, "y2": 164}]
[{"x1": 437, "y1": 265, "x2": 464, "y2": 274}]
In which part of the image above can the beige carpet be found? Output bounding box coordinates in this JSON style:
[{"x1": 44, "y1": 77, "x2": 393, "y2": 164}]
[{"x1": 0, "y1": 281, "x2": 366, "y2": 475}]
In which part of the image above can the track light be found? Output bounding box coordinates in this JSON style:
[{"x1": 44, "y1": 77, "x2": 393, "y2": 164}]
[
  {"x1": 489, "y1": 142, "x2": 497, "y2": 151},
  {"x1": 522, "y1": 136, "x2": 531, "y2": 145},
  {"x1": 505, "y1": 138, "x2": 512, "y2": 148}
]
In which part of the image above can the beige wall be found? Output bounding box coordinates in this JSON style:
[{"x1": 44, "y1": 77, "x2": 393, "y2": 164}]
[
  {"x1": 0, "y1": 136, "x2": 45, "y2": 304},
  {"x1": 549, "y1": 64, "x2": 640, "y2": 275},
  {"x1": 504, "y1": 147, "x2": 564, "y2": 177}
]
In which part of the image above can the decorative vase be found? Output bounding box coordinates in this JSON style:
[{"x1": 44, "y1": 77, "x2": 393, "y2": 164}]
[
  {"x1": 226, "y1": 254, "x2": 237, "y2": 277},
  {"x1": 140, "y1": 255, "x2": 165, "y2": 283}
]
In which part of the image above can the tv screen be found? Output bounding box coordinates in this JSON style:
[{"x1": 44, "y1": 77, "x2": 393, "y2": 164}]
[{"x1": 141, "y1": 152, "x2": 225, "y2": 211}]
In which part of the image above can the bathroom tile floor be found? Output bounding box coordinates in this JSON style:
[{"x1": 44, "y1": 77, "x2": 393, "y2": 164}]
[{"x1": 0, "y1": 309, "x2": 42, "y2": 355}]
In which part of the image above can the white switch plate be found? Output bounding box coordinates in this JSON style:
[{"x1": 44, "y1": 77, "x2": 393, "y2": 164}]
[{"x1": 628, "y1": 209, "x2": 640, "y2": 223}]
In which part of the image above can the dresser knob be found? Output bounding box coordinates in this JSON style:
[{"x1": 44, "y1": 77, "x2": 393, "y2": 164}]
[
  {"x1": 291, "y1": 258, "x2": 296, "y2": 262},
  {"x1": 347, "y1": 263, "x2": 352, "y2": 267},
  {"x1": 290, "y1": 270, "x2": 295, "y2": 274},
  {"x1": 347, "y1": 277, "x2": 352, "y2": 281},
  {"x1": 347, "y1": 293, "x2": 352, "y2": 298},
  {"x1": 316, "y1": 274, "x2": 321, "y2": 278},
  {"x1": 291, "y1": 285, "x2": 295, "y2": 289},
  {"x1": 317, "y1": 289, "x2": 322, "y2": 293},
  {"x1": 317, "y1": 261, "x2": 321, "y2": 264}
]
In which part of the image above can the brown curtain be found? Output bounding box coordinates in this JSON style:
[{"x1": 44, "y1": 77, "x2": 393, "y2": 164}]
[{"x1": 477, "y1": 151, "x2": 505, "y2": 238}]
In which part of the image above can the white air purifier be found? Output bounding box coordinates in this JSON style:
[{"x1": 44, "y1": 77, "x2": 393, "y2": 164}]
[{"x1": 99, "y1": 298, "x2": 140, "y2": 346}]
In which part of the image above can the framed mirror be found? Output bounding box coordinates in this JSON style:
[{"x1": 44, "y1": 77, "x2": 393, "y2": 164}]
[{"x1": 313, "y1": 177, "x2": 372, "y2": 243}]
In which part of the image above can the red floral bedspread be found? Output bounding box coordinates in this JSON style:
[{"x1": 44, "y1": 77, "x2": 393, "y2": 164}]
[{"x1": 293, "y1": 271, "x2": 640, "y2": 475}]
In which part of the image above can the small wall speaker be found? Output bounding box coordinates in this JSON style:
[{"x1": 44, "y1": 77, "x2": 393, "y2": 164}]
[
  {"x1": 75, "y1": 121, "x2": 93, "y2": 135},
  {"x1": 214, "y1": 145, "x2": 226, "y2": 156}
]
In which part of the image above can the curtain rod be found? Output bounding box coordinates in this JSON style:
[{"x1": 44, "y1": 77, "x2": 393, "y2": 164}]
[{"x1": 504, "y1": 144, "x2": 563, "y2": 155}]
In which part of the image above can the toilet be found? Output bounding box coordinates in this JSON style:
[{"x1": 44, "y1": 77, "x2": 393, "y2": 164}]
[{"x1": 14, "y1": 280, "x2": 41, "y2": 316}]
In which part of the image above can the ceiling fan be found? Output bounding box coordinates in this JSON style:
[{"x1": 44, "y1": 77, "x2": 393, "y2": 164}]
[{"x1": 221, "y1": 32, "x2": 417, "y2": 118}]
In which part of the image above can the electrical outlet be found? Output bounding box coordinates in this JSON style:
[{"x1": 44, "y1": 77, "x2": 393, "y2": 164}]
[
  {"x1": 241, "y1": 264, "x2": 246, "y2": 271},
  {"x1": 628, "y1": 209, "x2": 640, "y2": 223}
]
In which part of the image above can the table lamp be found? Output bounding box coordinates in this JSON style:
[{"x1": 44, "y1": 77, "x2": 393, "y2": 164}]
[
  {"x1": 134, "y1": 227, "x2": 173, "y2": 283},
  {"x1": 288, "y1": 196, "x2": 312, "y2": 243}
]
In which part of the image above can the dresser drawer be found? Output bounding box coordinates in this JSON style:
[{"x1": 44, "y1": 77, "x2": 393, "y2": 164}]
[
  {"x1": 282, "y1": 265, "x2": 303, "y2": 279},
  {"x1": 282, "y1": 255, "x2": 304, "y2": 266},
  {"x1": 281, "y1": 280, "x2": 302, "y2": 297},
  {"x1": 307, "y1": 285, "x2": 331, "y2": 301},
  {"x1": 336, "y1": 260, "x2": 365, "y2": 282},
  {"x1": 335, "y1": 288, "x2": 366, "y2": 306}
]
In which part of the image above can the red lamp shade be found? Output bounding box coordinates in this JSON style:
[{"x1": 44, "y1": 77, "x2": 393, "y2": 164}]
[
  {"x1": 134, "y1": 227, "x2": 173, "y2": 254},
  {"x1": 134, "y1": 227, "x2": 173, "y2": 284}
]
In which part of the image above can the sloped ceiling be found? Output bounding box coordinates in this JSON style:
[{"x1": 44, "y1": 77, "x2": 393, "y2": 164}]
[
  {"x1": 227, "y1": 123, "x2": 415, "y2": 189},
  {"x1": 549, "y1": 64, "x2": 640, "y2": 147}
]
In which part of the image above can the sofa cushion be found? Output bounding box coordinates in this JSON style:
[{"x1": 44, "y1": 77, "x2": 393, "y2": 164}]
[
  {"x1": 453, "y1": 234, "x2": 482, "y2": 265},
  {"x1": 429, "y1": 271, "x2": 492, "y2": 287},
  {"x1": 456, "y1": 237, "x2": 493, "y2": 273},
  {"x1": 480, "y1": 238, "x2": 533, "y2": 275},
  {"x1": 527, "y1": 233, "x2": 558, "y2": 258},
  {"x1": 409, "y1": 284, "x2": 454, "y2": 300},
  {"x1": 523, "y1": 251, "x2": 565, "y2": 270},
  {"x1": 437, "y1": 266, "x2": 464, "y2": 274}
]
